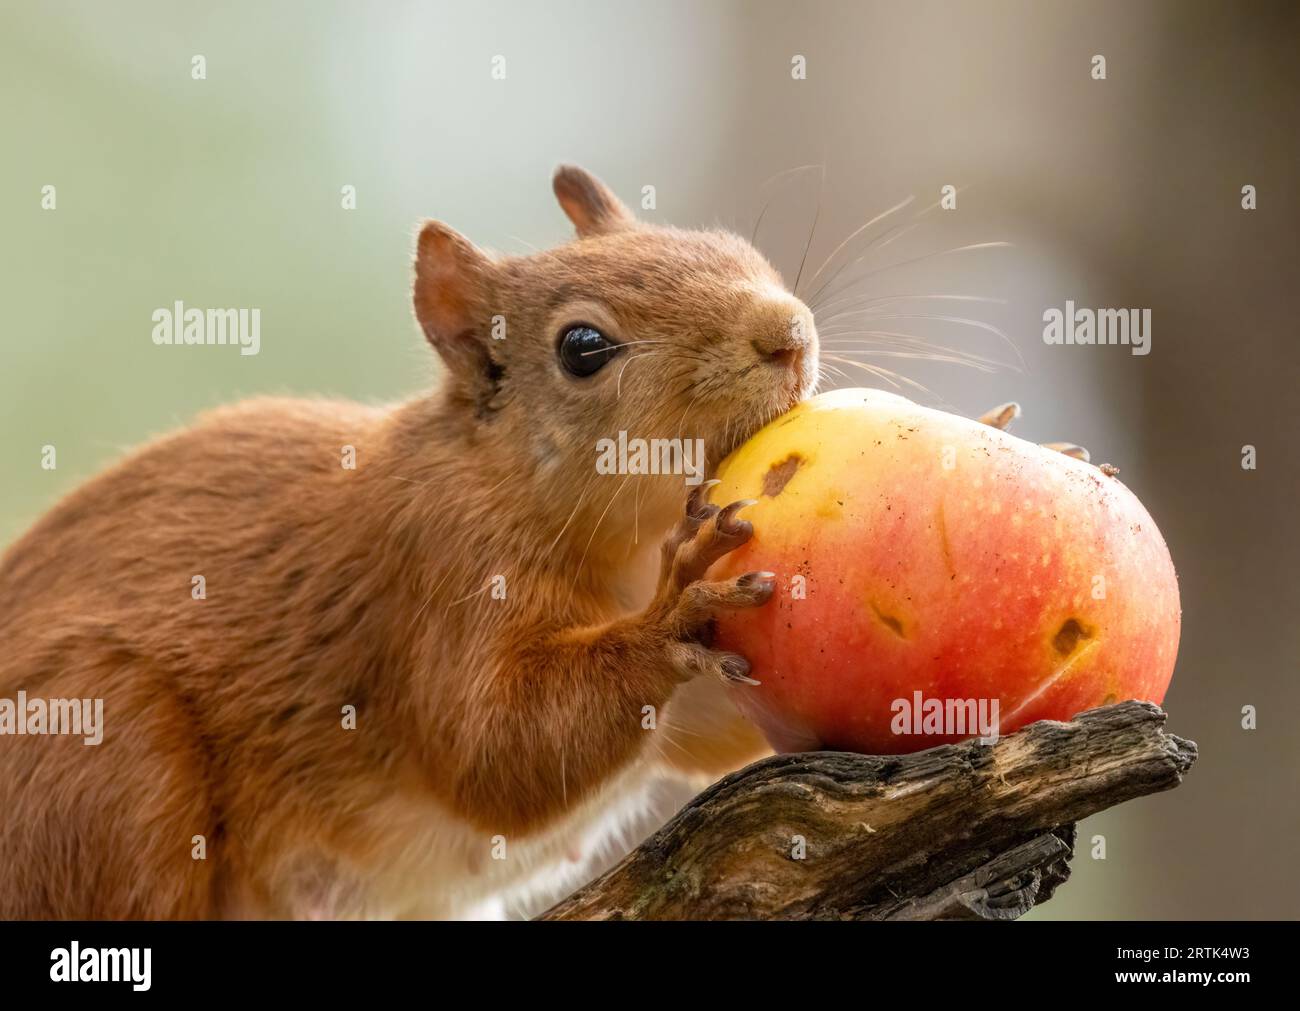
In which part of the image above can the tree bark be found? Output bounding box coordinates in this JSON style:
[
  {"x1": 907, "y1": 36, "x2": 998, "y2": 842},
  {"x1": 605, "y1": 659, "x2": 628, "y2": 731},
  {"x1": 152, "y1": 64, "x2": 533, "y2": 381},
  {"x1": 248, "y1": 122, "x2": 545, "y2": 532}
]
[{"x1": 539, "y1": 701, "x2": 1196, "y2": 920}]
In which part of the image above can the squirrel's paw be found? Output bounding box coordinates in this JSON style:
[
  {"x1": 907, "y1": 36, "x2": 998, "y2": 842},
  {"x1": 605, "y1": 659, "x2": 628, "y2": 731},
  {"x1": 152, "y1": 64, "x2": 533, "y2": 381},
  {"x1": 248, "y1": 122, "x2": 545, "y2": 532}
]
[{"x1": 651, "y1": 484, "x2": 774, "y2": 684}]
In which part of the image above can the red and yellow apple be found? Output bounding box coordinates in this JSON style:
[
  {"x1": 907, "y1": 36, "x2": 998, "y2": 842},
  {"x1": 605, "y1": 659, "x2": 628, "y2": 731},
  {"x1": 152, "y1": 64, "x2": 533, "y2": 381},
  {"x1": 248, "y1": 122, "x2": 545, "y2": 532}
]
[{"x1": 707, "y1": 388, "x2": 1180, "y2": 754}]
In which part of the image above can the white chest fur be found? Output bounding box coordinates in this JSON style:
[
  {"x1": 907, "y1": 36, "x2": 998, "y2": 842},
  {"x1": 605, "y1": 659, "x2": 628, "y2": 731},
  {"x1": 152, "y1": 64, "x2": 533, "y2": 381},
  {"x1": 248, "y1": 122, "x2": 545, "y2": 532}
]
[{"x1": 262, "y1": 754, "x2": 667, "y2": 920}]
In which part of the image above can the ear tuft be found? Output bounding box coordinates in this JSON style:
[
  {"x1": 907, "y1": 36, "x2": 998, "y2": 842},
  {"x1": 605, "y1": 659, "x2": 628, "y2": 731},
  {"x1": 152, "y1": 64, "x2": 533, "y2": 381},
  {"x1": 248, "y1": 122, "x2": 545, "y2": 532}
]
[{"x1": 553, "y1": 165, "x2": 635, "y2": 238}]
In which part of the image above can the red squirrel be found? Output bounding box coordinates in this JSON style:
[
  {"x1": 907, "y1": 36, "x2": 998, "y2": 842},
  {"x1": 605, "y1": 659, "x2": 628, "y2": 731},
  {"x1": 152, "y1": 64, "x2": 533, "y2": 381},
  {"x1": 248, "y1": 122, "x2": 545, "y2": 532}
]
[{"x1": 0, "y1": 166, "x2": 820, "y2": 918}]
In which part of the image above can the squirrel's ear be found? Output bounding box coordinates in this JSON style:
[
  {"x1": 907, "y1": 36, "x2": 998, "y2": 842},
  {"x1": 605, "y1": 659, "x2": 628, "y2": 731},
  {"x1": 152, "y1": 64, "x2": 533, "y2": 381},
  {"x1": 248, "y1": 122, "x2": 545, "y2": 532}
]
[
  {"x1": 553, "y1": 165, "x2": 635, "y2": 238},
  {"x1": 413, "y1": 220, "x2": 493, "y2": 369}
]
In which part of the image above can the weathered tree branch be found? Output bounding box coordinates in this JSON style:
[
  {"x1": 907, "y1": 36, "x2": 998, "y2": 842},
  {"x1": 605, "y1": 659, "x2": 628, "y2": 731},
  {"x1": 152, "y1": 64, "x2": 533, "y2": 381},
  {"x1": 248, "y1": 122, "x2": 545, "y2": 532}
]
[{"x1": 540, "y1": 701, "x2": 1196, "y2": 920}]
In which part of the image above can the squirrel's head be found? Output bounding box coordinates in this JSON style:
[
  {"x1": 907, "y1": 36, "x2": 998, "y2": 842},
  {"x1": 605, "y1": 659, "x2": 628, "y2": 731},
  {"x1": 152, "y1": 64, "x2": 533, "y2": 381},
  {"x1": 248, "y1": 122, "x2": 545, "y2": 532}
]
[{"x1": 412, "y1": 165, "x2": 819, "y2": 552}]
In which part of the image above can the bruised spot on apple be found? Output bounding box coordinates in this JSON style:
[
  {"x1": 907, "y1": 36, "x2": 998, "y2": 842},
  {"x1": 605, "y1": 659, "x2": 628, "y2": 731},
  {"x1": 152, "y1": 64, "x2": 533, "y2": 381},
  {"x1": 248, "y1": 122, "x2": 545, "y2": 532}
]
[
  {"x1": 762, "y1": 454, "x2": 803, "y2": 496},
  {"x1": 870, "y1": 601, "x2": 907, "y2": 639},
  {"x1": 1053, "y1": 617, "x2": 1093, "y2": 656},
  {"x1": 706, "y1": 388, "x2": 1181, "y2": 756}
]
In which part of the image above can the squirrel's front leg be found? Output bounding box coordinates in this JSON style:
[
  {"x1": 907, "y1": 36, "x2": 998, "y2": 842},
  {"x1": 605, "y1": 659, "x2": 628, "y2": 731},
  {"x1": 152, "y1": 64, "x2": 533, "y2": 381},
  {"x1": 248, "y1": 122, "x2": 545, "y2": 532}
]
[{"x1": 451, "y1": 487, "x2": 772, "y2": 836}]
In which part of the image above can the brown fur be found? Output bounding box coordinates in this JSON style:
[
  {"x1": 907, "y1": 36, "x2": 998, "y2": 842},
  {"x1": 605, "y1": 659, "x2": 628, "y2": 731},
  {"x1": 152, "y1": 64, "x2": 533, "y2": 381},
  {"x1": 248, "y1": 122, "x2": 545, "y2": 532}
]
[{"x1": 0, "y1": 167, "x2": 818, "y2": 918}]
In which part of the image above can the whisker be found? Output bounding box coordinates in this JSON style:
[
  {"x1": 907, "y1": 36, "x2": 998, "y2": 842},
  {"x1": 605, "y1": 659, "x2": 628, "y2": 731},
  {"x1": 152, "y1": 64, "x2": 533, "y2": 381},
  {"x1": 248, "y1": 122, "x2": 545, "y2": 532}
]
[
  {"x1": 798, "y1": 194, "x2": 916, "y2": 298},
  {"x1": 819, "y1": 362, "x2": 850, "y2": 384},
  {"x1": 821, "y1": 313, "x2": 1026, "y2": 372},
  {"x1": 584, "y1": 344, "x2": 706, "y2": 359},
  {"x1": 821, "y1": 331, "x2": 1009, "y2": 373},
  {"x1": 564, "y1": 476, "x2": 631, "y2": 609},
  {"x1": 616, "y1": 351, "x2": 669, "y2": 399},
  {"x1": 815, "y1": 292, "x2": 1007, "y2": 321},
  {"x1": 749, "y1": 163, "x2": 823, "y2": 245},
  {"x1": 586, "y1": 339, "x2": 677, "y2": 353},
  {"x1": 544, "y1": 471, "x2": 598, "y2": 561},
  {"x1": 821, "y1": 354, "x2": 937, "y2": 397},
  {"x1": 822, "y1": 324, "x2": 1016, "y2": 359},
  {"x1": 806, "y1": 186, "x2": 975, "y2": 307},
  {"x1": 823, "y1": 344, "x2": 1000, "y2": 373},
  {"x1": 792, "y1": 165, "x2": 826, "y2": 295},
  {"x1": 813, "y1": 240, "x2": 1012, "y2": 308},
  {"x1": 675, "y1": 386, "x2": 709, "y2": 441}
]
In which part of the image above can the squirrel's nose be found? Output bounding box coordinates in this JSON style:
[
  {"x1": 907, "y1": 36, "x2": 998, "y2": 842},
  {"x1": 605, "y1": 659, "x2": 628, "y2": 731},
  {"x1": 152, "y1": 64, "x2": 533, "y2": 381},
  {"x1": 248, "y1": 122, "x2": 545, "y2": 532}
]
[
  {"x1": 754, "y1": 342, "x2": 801, "y2": 368},
  {"x1": 750, "y1": 304, "x2": 816, "y2": 373}
]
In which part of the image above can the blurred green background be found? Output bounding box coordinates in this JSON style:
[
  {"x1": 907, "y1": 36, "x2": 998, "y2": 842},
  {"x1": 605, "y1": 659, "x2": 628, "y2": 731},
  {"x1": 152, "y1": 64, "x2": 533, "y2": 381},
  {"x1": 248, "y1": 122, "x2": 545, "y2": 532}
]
[{"x1": 2, "y1": 0, "x2": 1297, "y2": 918}]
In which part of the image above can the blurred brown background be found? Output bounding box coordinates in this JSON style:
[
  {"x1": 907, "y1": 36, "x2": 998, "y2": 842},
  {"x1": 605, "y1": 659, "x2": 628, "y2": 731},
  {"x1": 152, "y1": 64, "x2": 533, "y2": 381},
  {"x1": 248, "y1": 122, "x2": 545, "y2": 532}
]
[{"x1": 2, "y1": 0, "x2": 1297, "y2": 917}]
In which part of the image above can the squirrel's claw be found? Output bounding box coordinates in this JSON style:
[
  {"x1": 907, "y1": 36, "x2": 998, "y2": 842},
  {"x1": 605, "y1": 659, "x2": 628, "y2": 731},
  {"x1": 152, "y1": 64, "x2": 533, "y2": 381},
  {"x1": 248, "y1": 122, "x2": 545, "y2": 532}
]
[
  {"x1": 978, "y1": 401, "x2": 1021, "y2": 430},
  {"x1": 667, "y1": 643, "x2": 762, "y2": 686},
  {"x1": 1042, "y1": 441, "x2": 1091, "y2": 462},
  {"x1": 660, "y1": 494, "x2": 757, "y2": 594}
]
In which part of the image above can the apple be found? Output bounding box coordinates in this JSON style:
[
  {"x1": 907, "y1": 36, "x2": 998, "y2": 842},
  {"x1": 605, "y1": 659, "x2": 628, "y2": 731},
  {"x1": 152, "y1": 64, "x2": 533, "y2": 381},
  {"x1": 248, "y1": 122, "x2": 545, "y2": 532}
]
[{"x1": 707, "y1": 388, "x2": 1181, "y2": 755}]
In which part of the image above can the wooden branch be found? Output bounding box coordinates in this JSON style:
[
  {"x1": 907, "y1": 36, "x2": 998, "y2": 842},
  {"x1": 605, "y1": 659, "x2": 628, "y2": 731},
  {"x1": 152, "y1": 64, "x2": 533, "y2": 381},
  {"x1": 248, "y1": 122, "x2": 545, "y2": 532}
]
[{"x1": 539, "y1": 701, "x2": 1196, "y2": 921}]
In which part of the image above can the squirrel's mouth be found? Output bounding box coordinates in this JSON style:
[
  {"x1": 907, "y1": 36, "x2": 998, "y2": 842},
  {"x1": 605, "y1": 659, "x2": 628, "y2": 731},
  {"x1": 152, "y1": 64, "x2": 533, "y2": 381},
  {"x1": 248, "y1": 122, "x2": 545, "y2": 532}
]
[
  {"x1": 693, "y1": 337, "x2": 819, "y2": 475},
  {"x1": 706, "y1": 387, "x2": 812, "y2": 477}
]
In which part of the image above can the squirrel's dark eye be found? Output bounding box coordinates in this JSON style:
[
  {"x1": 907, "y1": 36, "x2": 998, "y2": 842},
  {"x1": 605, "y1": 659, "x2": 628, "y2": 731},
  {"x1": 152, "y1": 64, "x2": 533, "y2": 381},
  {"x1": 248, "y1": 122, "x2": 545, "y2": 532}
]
[{"x1": 559, "y1": 325, "x2": 618, "y2": 377}]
